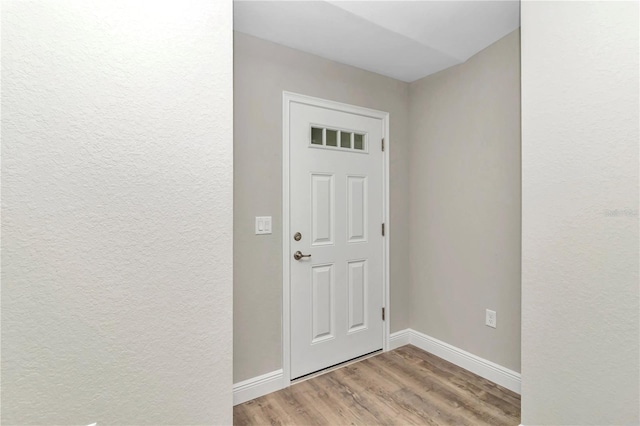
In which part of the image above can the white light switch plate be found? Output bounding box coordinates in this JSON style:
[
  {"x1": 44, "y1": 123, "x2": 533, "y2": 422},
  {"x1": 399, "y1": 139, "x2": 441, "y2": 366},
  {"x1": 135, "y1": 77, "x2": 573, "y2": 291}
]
[{"x1": 255, "y1": 216, "x2": 272, "y2": 235}]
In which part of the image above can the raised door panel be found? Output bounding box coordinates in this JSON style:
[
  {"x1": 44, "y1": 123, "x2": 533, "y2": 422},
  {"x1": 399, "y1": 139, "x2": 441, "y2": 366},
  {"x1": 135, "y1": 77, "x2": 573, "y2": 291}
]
[
  {"x1": 347, "y1": 176, "x2": 367, "y2": 243},
  {"x1": 311, "y1": 264, "x2": 334, "y2": 343},
  {"x1": 311, "y1": 174, "x2": 334, "y2": 246},
  {"x1": 347, "y1": 260, "x2": 367, "y2": 333}
]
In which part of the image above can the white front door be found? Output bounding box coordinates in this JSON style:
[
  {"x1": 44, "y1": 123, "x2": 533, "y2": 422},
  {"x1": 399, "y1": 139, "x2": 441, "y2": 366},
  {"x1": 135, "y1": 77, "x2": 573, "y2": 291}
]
[{"x1": 289, "y1": 100, "x2": 385, "y2": 379}]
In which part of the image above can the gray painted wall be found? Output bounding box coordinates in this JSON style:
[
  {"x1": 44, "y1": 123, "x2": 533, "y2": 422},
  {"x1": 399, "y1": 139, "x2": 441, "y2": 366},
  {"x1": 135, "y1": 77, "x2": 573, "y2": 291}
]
[
  {"x1": 234, "y1": 32, "x2": 411, "y2": 382},
  {"x1": 521, "y1": 2, "x2": 639, "y2": 424},
  {"x1": 408, "y1": 30, "x2": 522, "y2": 372},
  {"x1": 1, "y1": 2, "x2": 233, "y2": 424}
]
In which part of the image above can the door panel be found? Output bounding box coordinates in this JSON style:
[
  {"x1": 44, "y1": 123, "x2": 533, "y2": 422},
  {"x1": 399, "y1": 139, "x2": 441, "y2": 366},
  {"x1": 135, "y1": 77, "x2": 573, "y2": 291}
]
[
  {"x1": 289, "y1": 101, "x2": 384, "y2": 379},
  {"x1": 347, "y1": 176, "x2": 367, "y2": 243},
  {"x1": 347, "y1": 260, "x2": 367, "y2": 332},
  {"x1": 311, "y1": 264, "x2": 334, "y2": 342},
  {"x1": 311, "y1": 174, "x2": 334, "y2": 246}
]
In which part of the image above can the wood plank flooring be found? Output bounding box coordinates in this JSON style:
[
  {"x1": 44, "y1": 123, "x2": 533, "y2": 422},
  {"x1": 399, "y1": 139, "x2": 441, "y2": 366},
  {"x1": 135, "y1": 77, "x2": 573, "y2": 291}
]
[{"x1": 234, "y1": 345, "x2": 520, "y2": 426}]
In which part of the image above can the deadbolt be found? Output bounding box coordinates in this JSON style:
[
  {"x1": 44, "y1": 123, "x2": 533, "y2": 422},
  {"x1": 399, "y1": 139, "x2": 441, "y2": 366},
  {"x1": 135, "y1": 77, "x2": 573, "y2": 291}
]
[
  {"x1": 293, "y1": 251, "x2": 311, "y2": 261},
  {"x1": 294, "y1": 232, "x2": 302, "y2": 241}
]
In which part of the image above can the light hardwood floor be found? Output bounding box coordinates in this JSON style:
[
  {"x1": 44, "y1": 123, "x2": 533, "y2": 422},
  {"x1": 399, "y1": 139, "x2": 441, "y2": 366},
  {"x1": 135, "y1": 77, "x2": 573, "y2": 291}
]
[{"x1": 234, "y1": 344, "x2": 521, "y2": 426}]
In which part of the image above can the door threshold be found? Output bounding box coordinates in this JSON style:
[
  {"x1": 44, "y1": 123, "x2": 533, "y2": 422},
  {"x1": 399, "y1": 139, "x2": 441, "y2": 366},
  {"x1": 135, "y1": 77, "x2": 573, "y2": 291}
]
[{"x1": 291, "y1": 349, "x2": 383, "y2": 384}]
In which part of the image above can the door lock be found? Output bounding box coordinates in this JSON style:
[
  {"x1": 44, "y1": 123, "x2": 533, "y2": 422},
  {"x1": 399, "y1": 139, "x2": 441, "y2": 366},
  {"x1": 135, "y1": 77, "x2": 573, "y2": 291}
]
[
  {"x1": 294, "y1": 232, "x2": 302, "y2": 241},
  {"x1": 293, "y1": 251, "x2": 311, "y2": 261}
]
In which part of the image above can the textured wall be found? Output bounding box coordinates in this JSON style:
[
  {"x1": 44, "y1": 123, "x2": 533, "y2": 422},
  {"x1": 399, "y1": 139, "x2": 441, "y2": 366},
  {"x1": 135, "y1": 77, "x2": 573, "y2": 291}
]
[
  {"x1": 1, "y1": 1, "x2": 233, "y2": 424},
  {"x1": 234, "y1": 32, "x2": 410, "y2": 382},
  {"x1": 408, "y1": 30, "x2": 521, "y2": 372},
  {"x1": 521, "y1": 2, "x2": 639, "y2": 425}
]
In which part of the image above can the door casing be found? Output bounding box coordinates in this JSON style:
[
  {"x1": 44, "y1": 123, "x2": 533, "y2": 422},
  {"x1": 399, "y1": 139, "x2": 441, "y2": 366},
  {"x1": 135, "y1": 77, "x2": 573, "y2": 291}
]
[{"x1": 282, "y1": 91, "x2": 390, "y2": 385}]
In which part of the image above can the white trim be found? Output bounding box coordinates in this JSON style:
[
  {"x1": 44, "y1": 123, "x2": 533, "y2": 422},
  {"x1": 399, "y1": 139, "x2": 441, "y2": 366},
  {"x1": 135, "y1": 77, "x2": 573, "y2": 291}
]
[
  {"x1": 388, "y1": 329, "x2": 521, "y2": 394},
  {"x1": 282, "y1": 91, "x2": 390, "y2": 387},
  {"x1": 382, "y1": 105, "x2": 390, "y2": 353},
  {"x1": 282, "y1": 92, "x2": 292, "y2": 385},
  {"x1": 389, "y1": 328, "x2": 412, "y2": 349},
  {"x1": 283, "y1": 92, "x2": 392, "y2": 120},
  {"x1": 233, "y1": 369, "x2": 285, "y2": 406}
]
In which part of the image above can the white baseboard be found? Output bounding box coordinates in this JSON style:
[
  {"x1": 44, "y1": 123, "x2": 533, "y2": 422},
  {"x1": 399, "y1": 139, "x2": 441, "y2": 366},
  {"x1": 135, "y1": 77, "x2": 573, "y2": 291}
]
[
  {"x1": 389, "y1": 328, "x2": 521, "y2": 394},
  {"x1": 233, "y1": 369, "x2": 285, "y2": 406},
  {"x1": 235, "y1": 330, "x2": 521, "y2": 405},
  {"x1": 389, "y1": 328, "x2": 412, "y2": 349}
]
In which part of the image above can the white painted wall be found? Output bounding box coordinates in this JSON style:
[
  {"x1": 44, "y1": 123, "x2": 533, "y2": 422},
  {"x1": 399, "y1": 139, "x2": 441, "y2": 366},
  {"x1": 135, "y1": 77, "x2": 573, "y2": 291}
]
[
  {"x1": 1, "y1": 1, "x2": 233, "y2": 424},
  {"x1": 521, "y1": 2, "x2": 639, "y2": 425}
]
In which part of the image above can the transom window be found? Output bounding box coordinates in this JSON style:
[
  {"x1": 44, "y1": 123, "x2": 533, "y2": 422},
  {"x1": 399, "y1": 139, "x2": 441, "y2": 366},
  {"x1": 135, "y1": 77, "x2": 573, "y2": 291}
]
[{"x1": 311, "y1": 126, "x2": 366, "y2": 152}]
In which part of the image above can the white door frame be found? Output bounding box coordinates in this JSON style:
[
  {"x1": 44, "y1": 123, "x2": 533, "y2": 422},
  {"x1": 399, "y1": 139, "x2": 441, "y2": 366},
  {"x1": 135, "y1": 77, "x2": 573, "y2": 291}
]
[{"x1": 282, "y1": 91, "x2": 390, "y2": 385}]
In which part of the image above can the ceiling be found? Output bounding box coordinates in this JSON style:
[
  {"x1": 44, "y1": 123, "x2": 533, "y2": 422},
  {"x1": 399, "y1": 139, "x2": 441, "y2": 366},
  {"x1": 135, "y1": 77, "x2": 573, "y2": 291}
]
[{"x1": 234, "y1": 1, "x2": 520, "y2": 82}]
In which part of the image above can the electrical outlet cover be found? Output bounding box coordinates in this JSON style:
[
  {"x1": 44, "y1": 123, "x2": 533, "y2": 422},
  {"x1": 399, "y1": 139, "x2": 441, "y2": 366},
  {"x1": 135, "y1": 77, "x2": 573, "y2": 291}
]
[{"x1": 485, "y1": 309, "x2": 497, "y2": 328}]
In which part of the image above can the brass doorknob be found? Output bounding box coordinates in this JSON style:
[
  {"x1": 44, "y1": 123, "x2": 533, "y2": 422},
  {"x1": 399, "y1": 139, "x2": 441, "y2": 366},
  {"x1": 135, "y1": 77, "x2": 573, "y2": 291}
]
[{"x1": 293, "y1": 251, "x2": 311, "y2": 261}]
